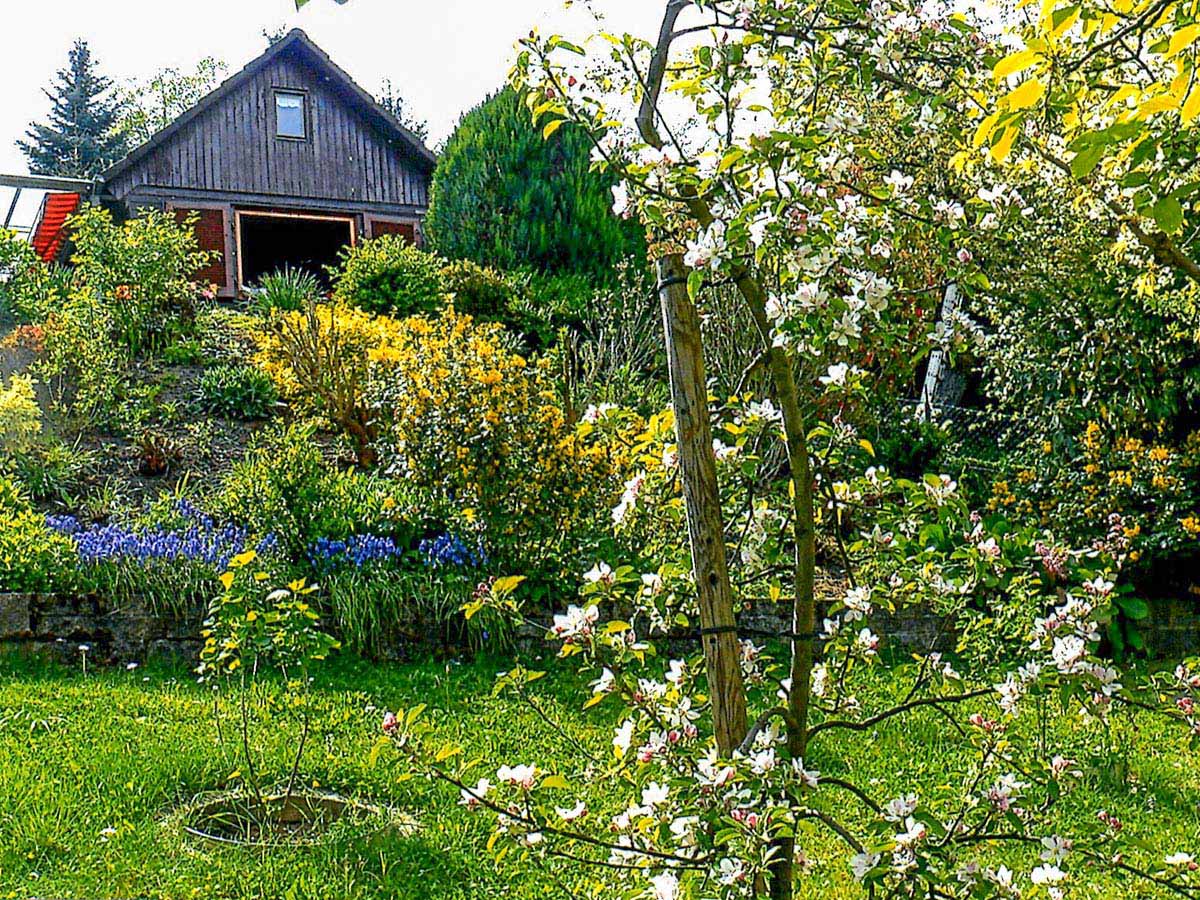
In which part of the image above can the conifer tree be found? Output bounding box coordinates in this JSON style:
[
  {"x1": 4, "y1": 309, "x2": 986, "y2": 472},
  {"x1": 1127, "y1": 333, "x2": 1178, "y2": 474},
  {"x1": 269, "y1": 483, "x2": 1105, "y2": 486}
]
[
  {"x1": 18, "y1": 39, "x2": 129, "y2": 178},
  {"x1": 425, "y1": 87, "x2": 644, "y2": 279}
]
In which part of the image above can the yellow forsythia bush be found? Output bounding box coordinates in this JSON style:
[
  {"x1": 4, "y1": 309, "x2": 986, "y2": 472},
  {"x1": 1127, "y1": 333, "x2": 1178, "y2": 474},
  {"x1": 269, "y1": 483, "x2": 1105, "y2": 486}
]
[
  {"x1": 366, "y1": 308, "x2": 621, "y2": 542},
  {"x1": 254, "y1": 304, "x2": 636, "y2": 570},
  {"x1": 253, "y1": 303, "x2": 403, "y2": 466}
]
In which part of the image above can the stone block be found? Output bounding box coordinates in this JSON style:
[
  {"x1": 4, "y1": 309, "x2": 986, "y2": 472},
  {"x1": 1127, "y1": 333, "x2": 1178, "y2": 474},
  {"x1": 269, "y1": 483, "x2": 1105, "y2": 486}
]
[{"x1": 0, "y1": 593, "x2": 31, "y2": 639}]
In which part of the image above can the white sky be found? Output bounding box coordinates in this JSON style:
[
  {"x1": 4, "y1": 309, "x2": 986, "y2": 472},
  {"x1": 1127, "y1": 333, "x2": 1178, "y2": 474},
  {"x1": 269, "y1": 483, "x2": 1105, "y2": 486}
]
[{"x1": 1, "y1": 0, "x2": 664, "y2": 225}]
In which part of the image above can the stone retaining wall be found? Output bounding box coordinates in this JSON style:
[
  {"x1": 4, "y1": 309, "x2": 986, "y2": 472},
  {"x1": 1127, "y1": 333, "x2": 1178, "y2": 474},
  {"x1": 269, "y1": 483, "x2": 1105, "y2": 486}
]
[
  {"x1": 2, "y1": 589, "x2": 1197, "y2": 665},
  {"x1": 0, "y1": 592, "x2": 200, "y2": 663}
]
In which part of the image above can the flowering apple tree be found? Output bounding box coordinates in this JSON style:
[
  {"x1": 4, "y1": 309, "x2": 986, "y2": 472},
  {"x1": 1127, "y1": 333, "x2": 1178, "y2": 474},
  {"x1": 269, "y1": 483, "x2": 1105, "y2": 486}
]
[{"x1": 373, "y1": 2, "x2": 1200, "y2": 899}]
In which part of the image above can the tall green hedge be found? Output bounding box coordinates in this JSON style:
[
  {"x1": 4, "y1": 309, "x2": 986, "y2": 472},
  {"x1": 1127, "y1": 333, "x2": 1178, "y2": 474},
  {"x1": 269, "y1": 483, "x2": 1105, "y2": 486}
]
[{"x1": 425, "y1": 88, "x2": 644, "y2": 280}]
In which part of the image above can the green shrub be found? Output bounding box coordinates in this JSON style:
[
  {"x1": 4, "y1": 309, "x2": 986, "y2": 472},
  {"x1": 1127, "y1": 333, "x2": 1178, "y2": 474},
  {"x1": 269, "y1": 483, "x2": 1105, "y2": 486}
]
[
  {"x1": 198, "y1": 363, "x2": 279, "y2": 420},
  {"x1": 510, "y1": 269, "x2": 597, "y2": 345},
  {"x1": 35, "y1": 209, "x2": 216, "y2": 426},
  {"x1": 425, "y1": 87, "x2": 645, "y2": 279},
  {"x1": 161, "y1": 338, "x2": 204, "y2": 366},
  {"x1": 212, "y1": 424, "x2": 412, "y2": 559},
  {"x1": 69, "y1": 206, "x2": 216, "y2": 356},
  {"x1": 871, "y1": 410, "x2": 951, "y2": 480},
  {"x1": 0, "y1": 476, "x2": 79, "y2": 592},
  {"x1": 440, "y1": 259, "x2": 517, "y2": 324},
  {"x1": 252, "y1": 266, "x2": 321, "y2": 315},
  {"x1": 0, "y1": 374, "x2": 42, "y2": 454},
  {"x1": 37, "y1": 289, "x2": 129, "y2": 425},
  {"x1": 329, "y1": 236, "x2": 444, "y2": 316},
  {"x1": 0, "y1": 231, "x2": 74, "y2": 323}
]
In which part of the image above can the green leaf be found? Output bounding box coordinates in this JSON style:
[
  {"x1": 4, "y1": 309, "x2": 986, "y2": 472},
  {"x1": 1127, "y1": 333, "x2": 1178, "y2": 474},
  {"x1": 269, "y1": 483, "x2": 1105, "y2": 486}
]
[
  {"x1": 1117, "y1": 596, "x2": 1150, "y2": 620},
  {"x1": 1070, "y1": 144, "x2": 1106, "y2": 179},
  {"x1": 1152, "y1": 195, "x2": 1184, "y2": 233}
]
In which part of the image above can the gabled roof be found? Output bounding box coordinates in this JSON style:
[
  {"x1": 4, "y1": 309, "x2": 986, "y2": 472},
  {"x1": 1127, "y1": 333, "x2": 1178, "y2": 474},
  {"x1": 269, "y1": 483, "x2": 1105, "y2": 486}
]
[{"x1": 101, "y1": 29, "x2": 436, "y2": 184}]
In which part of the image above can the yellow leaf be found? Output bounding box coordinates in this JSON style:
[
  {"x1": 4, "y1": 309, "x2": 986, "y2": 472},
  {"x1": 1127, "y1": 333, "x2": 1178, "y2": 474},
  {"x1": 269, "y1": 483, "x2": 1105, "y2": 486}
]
[
  {"x1": 541, "y1": 774, "x2": 569, "y2": 789},
  {"x1": 859, "y1": 438, "x2": 876, "y2": 457},
  {"x1": 991, "y1": 125, "x2": 1019, "y2": 162},
  {"x1": 231, "y1": 550, "x2": 257, "y2": 569},
  {"x1": 542, "y1": 118, "x2": 565, "y2": 140},
  {"x1": 972, "y1": 110, "x2": 1001, "y2": 147},
  {"x1": 1170, "y1": 67, "x2": 1190, "y2": 99},
  {"x1": 1004, "y1": 78, "x2": 1045, "y2": 111},
  {"x1": 1167, "y1": 24, "x2": 1200, "y2": 59},
  {"x1": 993, "y1": 48, "x2": 1038, "y2": 81},
  {"x1": 1182, "y1": 84, "x2": 1200, "y2": 123},
  {"x1": 1139, "y1": 94, "x2": 1180, "y2": 117},
  {"x1": 1108, "y1": 84, "x2": 1139, "y2": 107},
  {"x1": 491, "y1": 575, "x2": 525, "y2": 596},
  {"x1": 1050, "y1": 7, "x2": 1079, "y2": 39}
]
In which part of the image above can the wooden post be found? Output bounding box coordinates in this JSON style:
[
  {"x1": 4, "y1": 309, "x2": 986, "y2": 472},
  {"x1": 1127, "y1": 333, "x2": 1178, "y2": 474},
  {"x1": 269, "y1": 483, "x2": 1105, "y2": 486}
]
[{"x1": 656, "y1": 251, "x2": 748, "y2": 756}]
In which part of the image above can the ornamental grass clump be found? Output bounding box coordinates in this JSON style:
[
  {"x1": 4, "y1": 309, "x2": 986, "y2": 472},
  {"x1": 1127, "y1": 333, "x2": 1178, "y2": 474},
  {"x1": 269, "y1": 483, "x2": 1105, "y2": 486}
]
[{"x1": 198, "y1": 363, "x2": 280, "y2": 420}]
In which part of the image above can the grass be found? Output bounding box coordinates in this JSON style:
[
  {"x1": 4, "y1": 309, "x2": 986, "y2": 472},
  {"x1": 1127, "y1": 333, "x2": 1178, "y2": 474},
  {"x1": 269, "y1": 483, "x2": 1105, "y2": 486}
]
[{"x1": 1, "y1": 649, "x2": 1198, "y2": 899}]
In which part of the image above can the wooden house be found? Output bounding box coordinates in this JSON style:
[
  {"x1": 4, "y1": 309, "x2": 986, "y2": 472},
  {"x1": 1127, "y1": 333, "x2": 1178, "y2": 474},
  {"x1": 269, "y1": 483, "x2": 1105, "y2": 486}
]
[{"x1": 86, "y1": 29, "x2": 434, "y2": 296}]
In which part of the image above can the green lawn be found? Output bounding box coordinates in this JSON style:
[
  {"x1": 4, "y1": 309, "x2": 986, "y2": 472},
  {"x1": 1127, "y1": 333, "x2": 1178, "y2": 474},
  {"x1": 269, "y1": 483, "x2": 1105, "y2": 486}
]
[{"x1": 1, "y1": 650, "x2": 1198, "y2": 899}]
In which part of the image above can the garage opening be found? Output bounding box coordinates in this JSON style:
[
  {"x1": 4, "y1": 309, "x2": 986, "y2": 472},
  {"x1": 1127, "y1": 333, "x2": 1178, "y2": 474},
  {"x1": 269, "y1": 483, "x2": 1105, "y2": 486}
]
[{"x1": 237, "y1": 211, "x2": 354, "y2": 290}]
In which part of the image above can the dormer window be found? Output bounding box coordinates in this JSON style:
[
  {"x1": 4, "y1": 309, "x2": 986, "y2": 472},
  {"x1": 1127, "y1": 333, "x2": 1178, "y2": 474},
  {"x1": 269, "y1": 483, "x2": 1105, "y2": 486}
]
[{"x1": 275, "y1": 90, "x2": 306, "y2": 139}]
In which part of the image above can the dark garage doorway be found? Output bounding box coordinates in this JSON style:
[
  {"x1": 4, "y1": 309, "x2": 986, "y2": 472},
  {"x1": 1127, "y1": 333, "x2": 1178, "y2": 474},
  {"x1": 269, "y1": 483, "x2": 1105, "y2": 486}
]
[{"x1": 237, "y1": 211, "x2": 354, "y2": 290}]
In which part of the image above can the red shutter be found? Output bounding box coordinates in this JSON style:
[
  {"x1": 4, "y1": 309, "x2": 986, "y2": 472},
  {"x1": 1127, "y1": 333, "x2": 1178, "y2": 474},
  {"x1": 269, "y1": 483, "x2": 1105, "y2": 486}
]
[
  {"x1": 173, "y1": 208, "x2": 227, "y2": 287},
  {"x1": 370, "y1": 219, "x2": 416, "y2": 244}
]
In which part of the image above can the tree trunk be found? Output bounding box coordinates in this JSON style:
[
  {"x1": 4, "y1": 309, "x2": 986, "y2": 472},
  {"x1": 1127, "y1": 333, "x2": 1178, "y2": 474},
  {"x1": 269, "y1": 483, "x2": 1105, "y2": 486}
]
[
  {"x1": 729, "y1": 270, "x2": 817, "y2": 900},
  {"x1": 656, "y1": 251, "x2": 748, "y2": 757}
]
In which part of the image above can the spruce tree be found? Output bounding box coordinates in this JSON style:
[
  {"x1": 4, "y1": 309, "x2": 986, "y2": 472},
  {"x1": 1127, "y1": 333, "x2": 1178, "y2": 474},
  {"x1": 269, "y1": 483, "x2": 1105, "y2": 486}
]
[
  {"x1": 18, "y1": 39, "x2": 129, "y2": 178},
  {"x1": 425, "y1": 87, "x2": 644, "y2": 280}
]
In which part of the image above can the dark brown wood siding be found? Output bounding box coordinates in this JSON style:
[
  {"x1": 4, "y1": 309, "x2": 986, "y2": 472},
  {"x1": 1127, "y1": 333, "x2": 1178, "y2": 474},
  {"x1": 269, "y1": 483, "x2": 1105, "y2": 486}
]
[
  {"x1": 369, "y1": 220, "x2": 416, "y2": 243},
  {"x1": 173, "y1": 207, "x2": 228, "y2": 287},
  {"x1": 107, "y1": 47, "x2": 431, "y2": 211}
]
